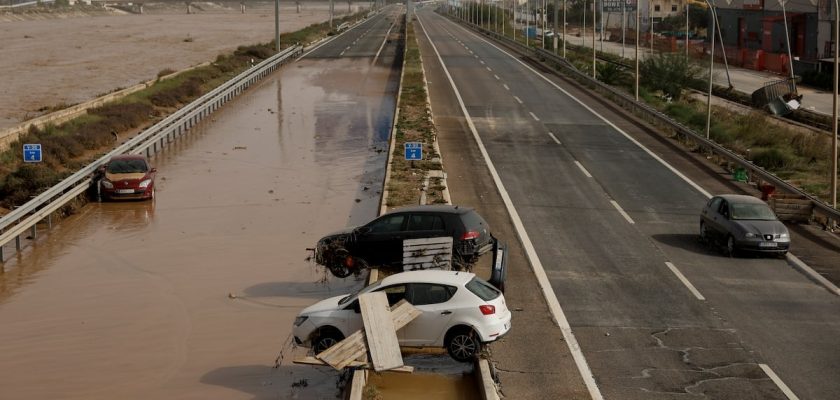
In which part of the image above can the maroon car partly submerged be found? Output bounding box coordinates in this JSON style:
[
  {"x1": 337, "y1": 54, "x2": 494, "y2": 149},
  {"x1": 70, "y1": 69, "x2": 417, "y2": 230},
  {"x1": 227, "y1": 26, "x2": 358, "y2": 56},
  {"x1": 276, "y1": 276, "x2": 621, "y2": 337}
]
[{"x1": 99, "y1": 154, "x2": 156, "y2": 200}]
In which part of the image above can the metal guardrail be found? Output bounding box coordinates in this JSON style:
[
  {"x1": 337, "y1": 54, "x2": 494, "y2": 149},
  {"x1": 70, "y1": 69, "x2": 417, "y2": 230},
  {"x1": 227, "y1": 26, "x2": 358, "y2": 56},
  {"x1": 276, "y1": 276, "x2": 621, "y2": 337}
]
[
  {"x1": 456, "y1": 18, "x2": 840, "y2": 225},
  {"x1": 0, "y1": 45, "x2": 302, "y2": 263}
]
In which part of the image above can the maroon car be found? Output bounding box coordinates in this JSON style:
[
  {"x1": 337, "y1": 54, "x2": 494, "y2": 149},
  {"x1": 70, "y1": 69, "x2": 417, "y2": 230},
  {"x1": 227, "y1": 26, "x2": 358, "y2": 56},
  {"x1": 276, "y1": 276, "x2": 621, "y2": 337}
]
[{"x1": 99, "y1": 154, "x2": 156, "y2": 200}]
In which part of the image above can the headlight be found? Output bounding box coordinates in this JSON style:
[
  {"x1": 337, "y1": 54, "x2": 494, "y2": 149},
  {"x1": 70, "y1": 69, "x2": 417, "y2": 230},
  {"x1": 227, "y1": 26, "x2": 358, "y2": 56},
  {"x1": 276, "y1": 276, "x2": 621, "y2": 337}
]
[
  {"x1": 293, "y1": 316, "x2": 308, "y2": 327},
  {"x1": 779, "y1": 233, "x2": 788, "y2": 238},
  {"x1": 745, "y1": 232, "x2": 757, "y2": 238},
  {"x1": 139, "y1": 179, "x2": 152, "y2": 188},
  {"x1": 101, "y1": 179, "x2": 113, "y2": 189}
]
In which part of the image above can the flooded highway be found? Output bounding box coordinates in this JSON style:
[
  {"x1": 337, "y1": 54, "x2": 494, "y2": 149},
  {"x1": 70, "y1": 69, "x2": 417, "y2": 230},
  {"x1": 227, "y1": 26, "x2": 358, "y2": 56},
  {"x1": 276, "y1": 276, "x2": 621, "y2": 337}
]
[{"x1": 0, "y1": 49, "x2": 398, "y2": 399}]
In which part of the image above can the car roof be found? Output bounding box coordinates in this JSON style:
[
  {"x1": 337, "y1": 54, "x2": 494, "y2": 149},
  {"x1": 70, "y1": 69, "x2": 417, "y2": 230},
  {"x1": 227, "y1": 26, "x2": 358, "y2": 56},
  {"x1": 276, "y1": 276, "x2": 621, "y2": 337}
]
[
  {"x1": 386, "y1": 204, "x2": 474, "y2": 215},
  {"x1": 715, "y1": 194, "x2": 767, "y2": 205},
  {"x1": 109, "y1": 154, "x2": 147, "y2": 161},
  {"x1": 379, "y1": 270, "x2": 475, "y2": 286}
]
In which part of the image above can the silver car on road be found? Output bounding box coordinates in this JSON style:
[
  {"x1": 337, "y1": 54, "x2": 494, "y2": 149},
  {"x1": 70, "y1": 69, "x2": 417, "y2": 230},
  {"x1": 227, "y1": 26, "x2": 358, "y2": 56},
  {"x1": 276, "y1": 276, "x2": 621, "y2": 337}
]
[{"x1": 700, "y1": 194, "x2": 790, "y2": 256}]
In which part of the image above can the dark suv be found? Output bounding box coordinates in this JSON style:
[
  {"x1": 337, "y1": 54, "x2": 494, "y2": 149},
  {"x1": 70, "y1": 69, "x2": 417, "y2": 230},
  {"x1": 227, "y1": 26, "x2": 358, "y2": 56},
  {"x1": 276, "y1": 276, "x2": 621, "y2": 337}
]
[{"x1": 314, "y1": 205, "x2": 497, "y2": 278}]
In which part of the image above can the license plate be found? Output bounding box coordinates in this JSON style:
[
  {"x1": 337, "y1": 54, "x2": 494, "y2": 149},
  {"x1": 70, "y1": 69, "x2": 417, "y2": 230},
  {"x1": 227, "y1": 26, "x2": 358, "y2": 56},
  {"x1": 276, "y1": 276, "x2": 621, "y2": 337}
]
[
  {"x1": 759, "y1": 242, "x2": 778, "y2": 248},
  {"x1": 117, "y1": 189, "x2": 135, "y2": 194}
]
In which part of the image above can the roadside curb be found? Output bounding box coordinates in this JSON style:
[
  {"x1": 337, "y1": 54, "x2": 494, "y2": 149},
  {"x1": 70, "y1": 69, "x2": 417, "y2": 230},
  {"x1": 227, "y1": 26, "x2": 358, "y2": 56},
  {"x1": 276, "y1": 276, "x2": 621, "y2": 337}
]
[
  {"x1": 378, "y1": 12, "x2": 408, "y2": 216},
  {"x1": 786, "y1": 253, "x2": 840, "y2": 296}
]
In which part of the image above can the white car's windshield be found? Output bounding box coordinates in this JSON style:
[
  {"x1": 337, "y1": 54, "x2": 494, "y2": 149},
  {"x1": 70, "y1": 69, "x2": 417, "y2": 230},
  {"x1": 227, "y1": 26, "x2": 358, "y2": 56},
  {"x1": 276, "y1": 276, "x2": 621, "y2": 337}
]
[
  {"x1": 338, "y1": 280, "x2": 382, "y2": 305},
  {"x1": 731, "y1": 203, "x2": 776, "y2": 221}
]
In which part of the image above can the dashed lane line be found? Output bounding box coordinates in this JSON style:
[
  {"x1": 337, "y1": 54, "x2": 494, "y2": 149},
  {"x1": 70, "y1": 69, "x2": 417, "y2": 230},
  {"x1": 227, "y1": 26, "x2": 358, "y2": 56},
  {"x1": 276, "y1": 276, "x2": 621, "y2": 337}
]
[
  {"x1": 664, "y1": 262, "x2": 705, "y2": 300},
  {"x1": 610, "y1": 200, "x2": 635, "y2": 224},
  {"x1": 574, "y1": 161, "x2": 592, "y2": 178}
]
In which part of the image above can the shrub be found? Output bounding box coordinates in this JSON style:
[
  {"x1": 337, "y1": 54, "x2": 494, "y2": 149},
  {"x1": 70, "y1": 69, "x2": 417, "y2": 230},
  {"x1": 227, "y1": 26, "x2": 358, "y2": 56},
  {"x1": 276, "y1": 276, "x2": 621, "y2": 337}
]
[
  {"x1": 597, "y1": 62, "x2": 626, "y2": 85},
  {"x1": 640, "y1": 53, "x2": 703, "y2": 100},
  {"x1": 752, "y1": 148, "x2": 792, "y2": 170},
  {"x1": 0, "y1": 164, "x2": 62, "y2": 207},
  {"x1": 89, "y1": 103, "x2": 153, "y2": 131},
  {"x1": 157, "y1": 68, "x2": 176, "y2": 78}
]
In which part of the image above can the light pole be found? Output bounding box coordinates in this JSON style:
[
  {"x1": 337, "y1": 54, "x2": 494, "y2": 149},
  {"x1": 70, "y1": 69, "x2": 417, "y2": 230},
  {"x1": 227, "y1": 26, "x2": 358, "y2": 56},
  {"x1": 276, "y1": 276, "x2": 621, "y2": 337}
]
[
  {"x1": 554, "y1": 0, "x2": 559, "y2": 52},
  {"x1": 563, "y1": 0, "x2": 567, "y2": 57},
  {"x1": 274, "y1": 0, "x2": 280, "y2": 52},
  {"x1": 592, "y1": 0, "x2": 596, "y2": 78},
  {"x1": 685, "y1": 0, "x2": 689, "y2": 58},
  {"x1": 832, "y1": 0, "x2": 838, "y2": 208},
  {"x1": 705, "y1": 0, "x2": 716, "y2": 139},
  {"x1": 779, "y1": 0, "x2": 796, "y2": 91},
  {"x1": 634, "y1": 0, "x2": 639, "y2": 100}
]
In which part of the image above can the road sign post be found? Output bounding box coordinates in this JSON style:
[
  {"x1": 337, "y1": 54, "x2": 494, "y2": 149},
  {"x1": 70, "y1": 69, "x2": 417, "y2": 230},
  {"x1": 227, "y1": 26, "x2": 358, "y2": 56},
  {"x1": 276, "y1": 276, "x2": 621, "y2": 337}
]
[
  {"x1": 23, "y1": 144, "x2": 42, "y2": 163},
  {"x1": 404, "y1": 142, "x2": 422, "y2": 161}
]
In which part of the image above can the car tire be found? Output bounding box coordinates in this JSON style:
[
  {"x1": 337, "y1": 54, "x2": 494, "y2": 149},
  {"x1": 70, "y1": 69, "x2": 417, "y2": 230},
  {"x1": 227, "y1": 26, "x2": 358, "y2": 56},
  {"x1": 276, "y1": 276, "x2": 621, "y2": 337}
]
[
  {"x1": 328, "y1": 250, "x2": 353, "y2": 278},
  {"x1": 312, "y1": 327, "x2": 344, "y2": 354},
  {"x1": 699, "y1": 221, "x2": 709, "y2": 243},
  {"x1": 725, "y1": 235, "x2": 737, "y2": 257},
  {"x1": 445, "y1": 327, "x2": 481, "y2": 362}
]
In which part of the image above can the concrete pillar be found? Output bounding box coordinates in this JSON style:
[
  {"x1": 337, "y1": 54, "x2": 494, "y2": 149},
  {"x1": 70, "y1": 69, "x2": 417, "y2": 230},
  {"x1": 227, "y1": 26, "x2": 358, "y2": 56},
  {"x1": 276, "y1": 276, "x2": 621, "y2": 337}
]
[{"x1": 241, "y1": 1, "x2": 245, "y2": 13}]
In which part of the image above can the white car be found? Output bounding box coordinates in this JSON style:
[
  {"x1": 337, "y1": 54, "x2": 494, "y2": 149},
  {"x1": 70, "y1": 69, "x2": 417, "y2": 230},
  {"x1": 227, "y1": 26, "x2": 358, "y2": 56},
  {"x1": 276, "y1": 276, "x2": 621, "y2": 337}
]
[{"x1": 292, "y1": 270, "x2": 511, "y2": 362}]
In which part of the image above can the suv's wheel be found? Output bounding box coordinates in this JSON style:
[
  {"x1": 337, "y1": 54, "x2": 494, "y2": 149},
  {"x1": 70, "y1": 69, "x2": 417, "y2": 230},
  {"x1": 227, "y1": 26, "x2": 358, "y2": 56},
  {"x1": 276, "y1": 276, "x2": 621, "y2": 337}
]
[
  {"x1": 312, "y1": 327, "x2": 344, "y2": 354},
  {"x1": 445, "y1": 327, "x2": 481, "y2": 362}
]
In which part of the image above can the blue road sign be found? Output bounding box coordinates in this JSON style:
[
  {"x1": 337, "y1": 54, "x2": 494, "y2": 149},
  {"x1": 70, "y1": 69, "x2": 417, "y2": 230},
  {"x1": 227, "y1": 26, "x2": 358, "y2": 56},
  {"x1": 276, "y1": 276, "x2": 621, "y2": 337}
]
[
  {"x1": 23, "y1": 144, "x2": 42, "y2": 163},
  {"x1": 405, "y1": 142, "x2": 422, "y2": 161}
]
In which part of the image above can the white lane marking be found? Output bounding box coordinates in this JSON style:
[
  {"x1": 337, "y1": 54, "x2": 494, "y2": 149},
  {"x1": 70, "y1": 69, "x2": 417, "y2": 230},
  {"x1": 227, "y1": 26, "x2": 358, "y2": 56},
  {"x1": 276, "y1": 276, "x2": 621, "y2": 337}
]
[
  {"x1": 760, "y1": 364, "x2": 801, "y2": 400},
  {"x1": 494, "y1": 74, "x2": 500, "y2": 80},
  {"x1": 547, "y1": 131, "x2": 561, "y2": 144},
  {"x1": 486, "y1": 66, "x2": 492, "y2": 72},
  {"x1": 610, "y1": 200, "x2": 635, "y2": 224},
  {"x1": 416, "y1": 13, "x2": 605, "y2": 400},
  {"x1": 480, "y1": 60, "x2": 485, "y2": 64},
  {"x1": 529, "y1": 112, "x2": 540, "y2": 121},
  {"x1": 372, "y1": 20, "x2": 396, "y2": 64},
  {"x1": 451, "y1": 17, "x2": 713, "y2": 200},
  {"x1": 503, "y1": 84, "x2": 510, "y2": 90},
  {"x1": 665, "y1": 262, "x2": 705, "y2": 300},
  {"x1": 574, "y1": 161, "x2": 593, "y2": 178},
  {"x1": 474, "y1": 55, "x2": 479, "y2": 58},
  {"x1": 513, "y1": 96, "x2": 523, "y2": 104},
  {"x1": 340, "y1": 50, "x2": 346, "y2": 56}
]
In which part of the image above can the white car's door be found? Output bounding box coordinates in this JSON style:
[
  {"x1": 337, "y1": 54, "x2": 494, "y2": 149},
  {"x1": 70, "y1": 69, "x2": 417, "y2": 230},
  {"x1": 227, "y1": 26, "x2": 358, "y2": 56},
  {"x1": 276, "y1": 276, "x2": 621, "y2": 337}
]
[{"x1": 400, "y1": 283, "x2": 457, "y2": 346}]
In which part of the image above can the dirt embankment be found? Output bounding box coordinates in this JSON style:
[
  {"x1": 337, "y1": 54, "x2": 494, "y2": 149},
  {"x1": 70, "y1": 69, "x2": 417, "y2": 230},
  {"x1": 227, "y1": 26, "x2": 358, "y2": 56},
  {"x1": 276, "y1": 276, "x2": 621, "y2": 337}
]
[{"x1": 0, "y1": 3, "x2": 349, "y2": 129}]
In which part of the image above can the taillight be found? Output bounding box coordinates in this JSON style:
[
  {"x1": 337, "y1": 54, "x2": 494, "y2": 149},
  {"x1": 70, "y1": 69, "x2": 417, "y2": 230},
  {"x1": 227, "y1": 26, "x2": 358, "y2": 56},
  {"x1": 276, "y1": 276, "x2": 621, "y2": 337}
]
[
  {"x1": 462, "y1": 230, "x2": 480, "y2": 240},
  {"x1": 479, "y1": 305, "x2": 495, "y2": 315}
]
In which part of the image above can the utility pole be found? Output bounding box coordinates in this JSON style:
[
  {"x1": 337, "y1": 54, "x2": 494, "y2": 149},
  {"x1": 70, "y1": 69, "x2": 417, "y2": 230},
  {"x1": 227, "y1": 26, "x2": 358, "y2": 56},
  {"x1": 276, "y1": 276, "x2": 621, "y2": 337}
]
[
  {"x1": 780, "y1": 0, "x2": 796, "y2": 91},
  {"x1": 563, "y1": 0, "x2": 566, "y2": 56},
  {"x1": 685, "y1": 0, "x2": 689, "y2": 58},
  {"x1": 554, "y1": 0, "x2": 558, "y2": 53},
  {"x1": 833, "y1": 0, "x2": 839, "y2": 209},
  {"x1": 592, "y1": 0, "x2": 596, "y2": 78}
]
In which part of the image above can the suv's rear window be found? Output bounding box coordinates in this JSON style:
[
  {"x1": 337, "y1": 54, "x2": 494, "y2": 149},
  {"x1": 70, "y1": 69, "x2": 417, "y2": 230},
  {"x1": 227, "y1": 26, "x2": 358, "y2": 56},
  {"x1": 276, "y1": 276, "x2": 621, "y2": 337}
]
[
  {"x1": 461, "y1": 210, "x2": 488, "y2": 231},
  {"x1": 466, "y1": 277, "x2": 500, "y2": 301}
]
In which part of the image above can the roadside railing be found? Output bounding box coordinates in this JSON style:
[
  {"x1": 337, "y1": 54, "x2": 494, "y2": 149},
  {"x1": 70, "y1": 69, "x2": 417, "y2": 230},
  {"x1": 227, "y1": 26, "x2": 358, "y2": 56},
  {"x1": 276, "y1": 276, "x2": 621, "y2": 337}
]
[
  {"x1": 453, "y1": 16, "x2": 840, "y2": 226},
  {"x1": 0, "y1": 45, "x2": 302, "y2": 263}
]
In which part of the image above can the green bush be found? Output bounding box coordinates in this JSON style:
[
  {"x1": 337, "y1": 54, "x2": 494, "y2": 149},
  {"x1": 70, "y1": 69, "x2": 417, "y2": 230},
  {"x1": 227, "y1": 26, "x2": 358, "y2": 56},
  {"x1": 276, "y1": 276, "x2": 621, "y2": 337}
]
[
  {"x1": 597, "y1": 62, "x2": 626, "y2": 85},
  {"x1": 0, "y1": 164, "x2": 62, "y2": 207},
  {"x1": 640, "y1": 53, "x2": 703, "y2": 100}
]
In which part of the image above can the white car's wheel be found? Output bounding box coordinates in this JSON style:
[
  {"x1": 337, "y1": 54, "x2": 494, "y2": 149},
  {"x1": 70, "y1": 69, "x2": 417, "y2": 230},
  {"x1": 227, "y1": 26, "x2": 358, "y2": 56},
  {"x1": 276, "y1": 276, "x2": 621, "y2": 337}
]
[
  {"x1": 445, "y1": 327, "x2": 480, "y2": 362},
  {"x1": 313, "y1": 327, "x2": 344, "y2": 354}
]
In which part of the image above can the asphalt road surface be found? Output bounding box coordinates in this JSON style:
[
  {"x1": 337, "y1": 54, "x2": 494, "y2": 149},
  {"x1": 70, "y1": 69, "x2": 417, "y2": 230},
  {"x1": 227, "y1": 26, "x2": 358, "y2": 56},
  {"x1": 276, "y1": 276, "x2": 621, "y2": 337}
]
[
  {"x1": 0, "y1": 10, "x2": 400, "y2": 399},
  {"x1": 415, "y1": 7, "x2": 840, "y2": 400}
]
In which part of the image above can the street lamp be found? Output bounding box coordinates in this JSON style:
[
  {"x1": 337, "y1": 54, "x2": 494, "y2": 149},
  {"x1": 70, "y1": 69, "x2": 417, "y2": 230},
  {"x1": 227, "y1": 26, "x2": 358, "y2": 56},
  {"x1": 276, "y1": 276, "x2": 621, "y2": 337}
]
[
  {"x1": 832, "y1": 0, "x2": 839, "y2": 208},
  {"x1": 705, "y1": 0, "x2": 716, "y2": 139}
]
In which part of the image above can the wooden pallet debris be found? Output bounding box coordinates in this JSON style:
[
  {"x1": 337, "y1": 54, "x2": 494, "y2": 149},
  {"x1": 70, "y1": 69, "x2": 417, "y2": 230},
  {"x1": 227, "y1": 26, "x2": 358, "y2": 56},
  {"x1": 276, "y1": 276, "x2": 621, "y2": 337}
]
[
  {"x1": 359, "y1": 292, "x2": 402, "y2": 371},
  {"x1": 403, "y1": 236, "x2": 453, "y2": 270},
  {"x1": 770, "y1": 193, "x2": 812, "y2": 222},
  {"x1": 292, "y1": 356, "x2": 415, "y2": 373},
  {"x1": 311, "y1": 299, "x2": 421, "y2": 372}
]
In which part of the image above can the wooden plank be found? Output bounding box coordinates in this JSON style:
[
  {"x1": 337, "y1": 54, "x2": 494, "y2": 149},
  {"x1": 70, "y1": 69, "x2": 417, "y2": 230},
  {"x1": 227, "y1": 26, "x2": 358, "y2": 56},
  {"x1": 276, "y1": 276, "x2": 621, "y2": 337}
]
[
  {"x1": 403, "y1": 237, "x2": 453, "y2": 270},
  {"x1": 403, "y1": 237, "x2": 454, "y2": 246},
  {"x1": 313, "y1": 300, "x2": 420, "y2": 371},
  {"x1": 359, "y1": 292, "x2": 403, "y2": 372},
  {"x1": 293, "y1": 357, "x2": 414, "y2": 373}
]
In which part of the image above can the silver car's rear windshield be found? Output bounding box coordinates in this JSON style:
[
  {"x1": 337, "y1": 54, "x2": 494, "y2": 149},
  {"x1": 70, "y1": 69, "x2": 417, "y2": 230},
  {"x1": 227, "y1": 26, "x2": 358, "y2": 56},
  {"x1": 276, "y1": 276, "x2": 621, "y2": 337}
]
[
  {"x1": 731, "y1": 203, "x2": 776, "y2": 220},
  {"x1": 338, "y1": 280, "x2": 382, "y2": 305}
]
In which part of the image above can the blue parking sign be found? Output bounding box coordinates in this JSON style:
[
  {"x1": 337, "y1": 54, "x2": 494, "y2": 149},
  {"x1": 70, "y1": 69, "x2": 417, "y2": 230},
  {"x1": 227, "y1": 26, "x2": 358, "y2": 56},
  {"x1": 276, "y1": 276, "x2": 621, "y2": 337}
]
[
  {"x1": 23, "y1": 144, "x2": 42, "y2": 163},
  {"x1": 404, "y1": 142, "x2": 422, "y2": 161}
]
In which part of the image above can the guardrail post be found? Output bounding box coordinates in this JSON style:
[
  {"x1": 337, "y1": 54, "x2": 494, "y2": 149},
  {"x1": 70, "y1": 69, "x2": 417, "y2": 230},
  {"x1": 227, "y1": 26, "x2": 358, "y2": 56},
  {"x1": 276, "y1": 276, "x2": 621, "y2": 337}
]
[
  {"x1": 30, "y1": 224, "x2": 36, "y2": 241},
  {"x1": 47, "y1": 213, "x2": 52, "y2": 229},
  {"x1": 15, "y1": 235, "x2": 21, "y2": 250},
  {"x1": 0, "y1": 245, "x2": 4, "y2": 263}
]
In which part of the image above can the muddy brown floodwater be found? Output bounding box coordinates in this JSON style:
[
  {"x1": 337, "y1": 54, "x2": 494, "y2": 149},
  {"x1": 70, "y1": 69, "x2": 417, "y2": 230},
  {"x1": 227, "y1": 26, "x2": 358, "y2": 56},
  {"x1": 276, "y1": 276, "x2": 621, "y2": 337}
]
[{"x1": 0, "y1": 56, "x2": 395, "y2": 399}]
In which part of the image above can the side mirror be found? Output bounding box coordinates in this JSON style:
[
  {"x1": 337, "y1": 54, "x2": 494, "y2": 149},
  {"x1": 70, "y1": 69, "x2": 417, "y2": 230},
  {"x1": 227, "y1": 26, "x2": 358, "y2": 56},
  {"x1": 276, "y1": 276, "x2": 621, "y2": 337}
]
[
  {"x1": 150, "y1": 168, "x2": 157, "y2": 173},
  {"x1": 356, "y1": 226, "x2": 371, "y2": 235}
]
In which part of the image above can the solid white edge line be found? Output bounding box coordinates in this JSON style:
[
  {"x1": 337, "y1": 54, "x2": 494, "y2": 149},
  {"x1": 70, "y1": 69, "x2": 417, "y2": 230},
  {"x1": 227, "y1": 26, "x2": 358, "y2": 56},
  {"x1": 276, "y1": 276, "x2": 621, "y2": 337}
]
[
  {"x1": 372, "y1": 20, "x2": 396, "y2": 65},
  {"x1": 529, "y1": 111, "x2": 540, "y2": 121},
  {"x1": 759, "y1": 364, "x2": 801, "y2": 400},
  {"x1": 416, "y1": 13, "x2": 605, "y2": 400},
  {"x1": 547, "y1": 132, "x2": 562, "y2": 144},
  {"x1": 486, "y1": 66, "x2": 492, "y2": 71},
  {"x1": 503, "y1": 84, "x2": 510, "y2": 90},
  {"x1": 513, "y1": 96, "x2": 523, "y2": 104},
  {"x1": 299, "y1": 14, "x2": 375, "y2": 59},
  {"x1": 664, "y1": 262, "x2": 706, "y2": 301},
  {"x1": 610, "y1": 200, "x2": 635, "y2": 224},
  {"x1": 574, "y1": 161, "x2": 593, "y2": 178},
  {"x1": 451, "y1": 20, "x2": 713, "y2": 200},
  {"x1": 786, "y1": 253, "x2": 840, "y2": 296},
  {"x1": 494, "y1": 74, "x2": 500, "y2": 80}
]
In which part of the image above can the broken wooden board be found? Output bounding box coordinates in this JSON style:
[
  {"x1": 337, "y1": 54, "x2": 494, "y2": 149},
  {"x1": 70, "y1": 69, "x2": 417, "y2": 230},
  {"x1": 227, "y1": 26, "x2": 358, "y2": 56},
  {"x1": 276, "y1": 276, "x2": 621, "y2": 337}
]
[
  {"x1": 315, "y1": 299, "x2": 421, "y2": 371},
  {"x1": 292, "y1": 356, "x2": 415, "y2": 373},
  {"x1": 359, "y1": 292, "x2": 402, "y2": 371},
  {"x1": 403, "y1": 236, "x2": 453, "y2": 270}
]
